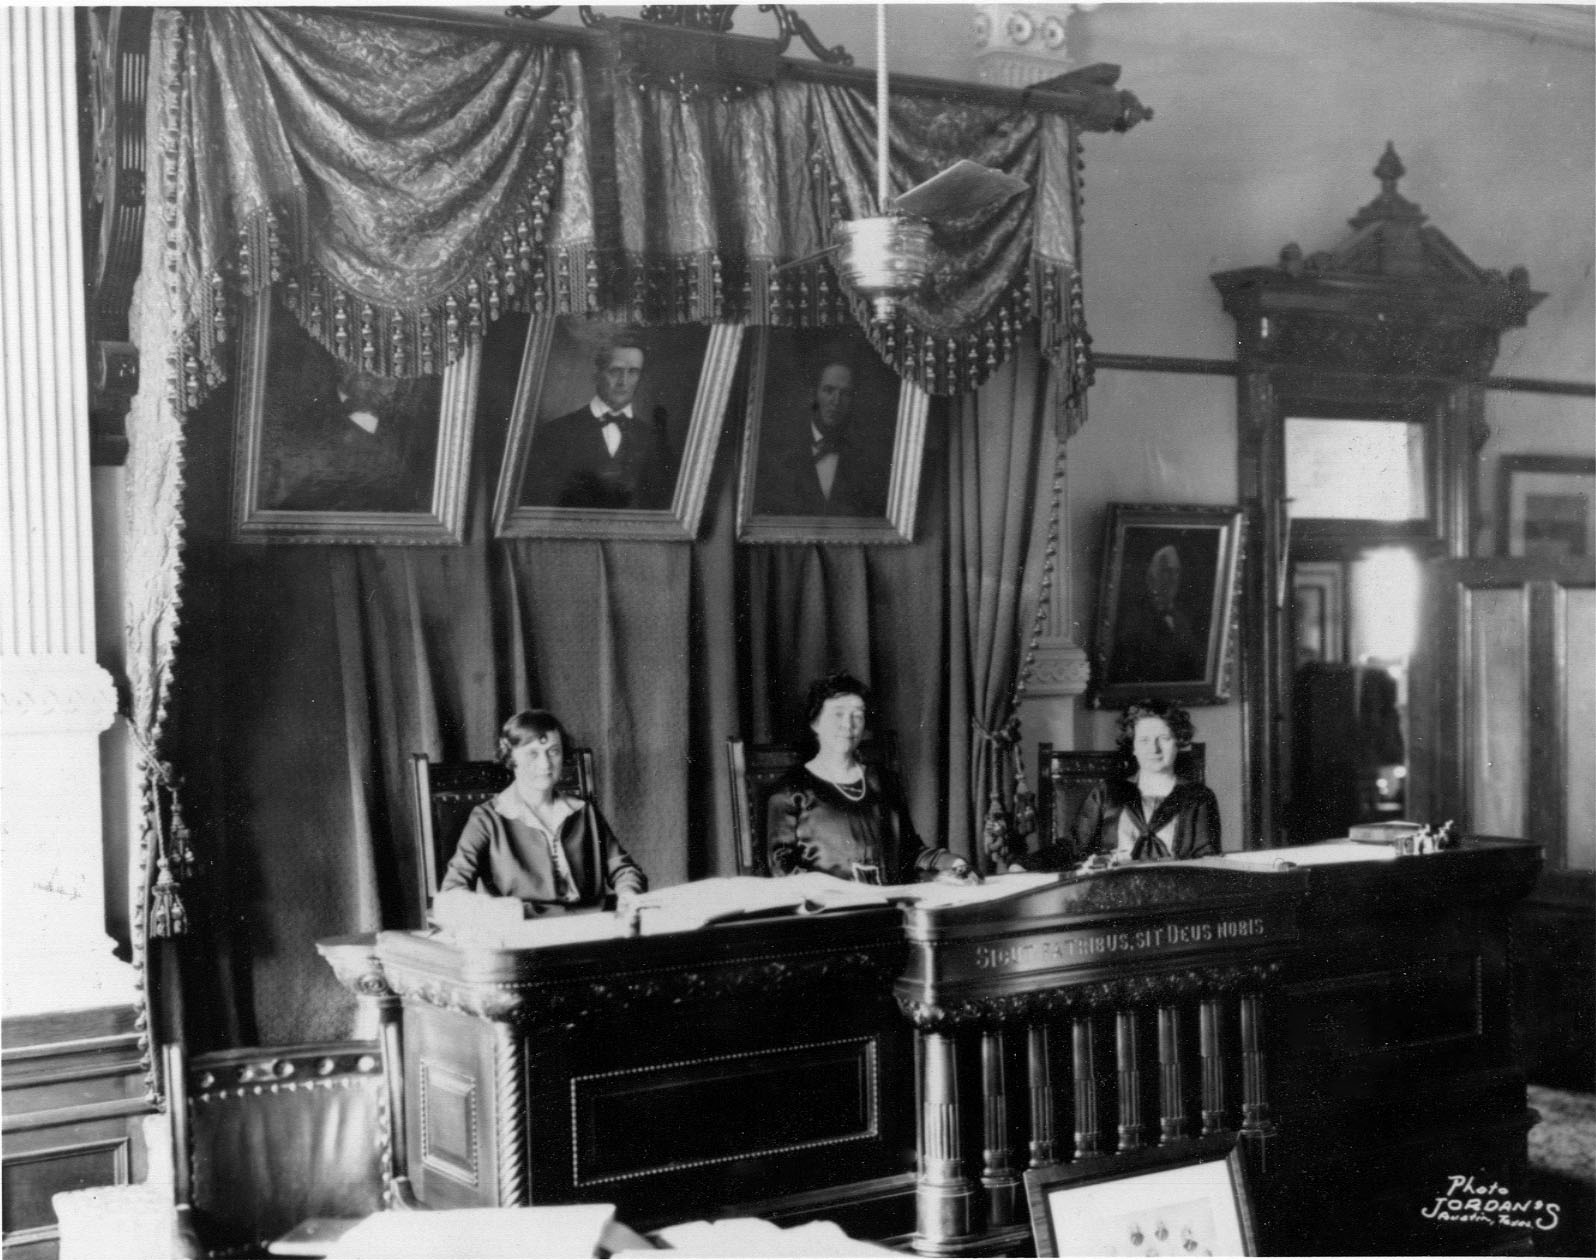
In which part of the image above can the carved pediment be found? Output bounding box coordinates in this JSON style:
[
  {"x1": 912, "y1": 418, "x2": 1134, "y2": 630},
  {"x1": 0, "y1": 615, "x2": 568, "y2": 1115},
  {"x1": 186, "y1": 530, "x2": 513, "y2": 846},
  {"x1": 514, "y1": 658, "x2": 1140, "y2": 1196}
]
[{"x1": 1212, "y1": 144, "x2": 1545, "y2": 373}]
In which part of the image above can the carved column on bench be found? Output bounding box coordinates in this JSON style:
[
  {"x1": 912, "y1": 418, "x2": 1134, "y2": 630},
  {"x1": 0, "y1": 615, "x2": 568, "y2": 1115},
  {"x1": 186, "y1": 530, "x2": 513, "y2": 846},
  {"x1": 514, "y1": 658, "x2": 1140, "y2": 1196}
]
[
  {"x1": 1026, "y1": 1023, "x2": 1059, "y2": 1168},
  {"x1": 980, "y1": 1029, "x2": 1023, "y2": 1225},
  {"x1": 1240, "y1": 991, "x2": 1275, "y2": 1171},
  {"x1": 1071, "y1": 1014, "x2": 1102, "y2": 1159},
  {"x1": 1199, "y1": 997, "x2": 1226, "y2": 1136},
  {"x1": 1115, "y1": 1010, "x2": 1144, "y2": 1153},
  {"x1": 915, "y1": 1029, "x2": 977, "y2": 1251},
  {"x1": 1157, "y1": 1004, "x2": 1185, "y2": 1144}
]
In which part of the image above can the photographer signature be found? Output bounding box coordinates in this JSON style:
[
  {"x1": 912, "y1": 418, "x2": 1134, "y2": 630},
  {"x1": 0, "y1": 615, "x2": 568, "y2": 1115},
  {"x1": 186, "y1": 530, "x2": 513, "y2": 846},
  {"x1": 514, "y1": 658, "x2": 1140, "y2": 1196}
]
[{"x1": 1422, "y1": 1175, "x2": 1560, "y2": 1232}]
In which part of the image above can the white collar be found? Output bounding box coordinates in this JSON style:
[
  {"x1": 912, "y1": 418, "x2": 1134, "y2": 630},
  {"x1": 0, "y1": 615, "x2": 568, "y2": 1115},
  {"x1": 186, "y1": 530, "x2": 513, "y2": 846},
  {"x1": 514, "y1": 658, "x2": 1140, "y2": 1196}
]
[
  {"x1": 492, "y1": 786, "x2": 579, "y2": 830},
  {"x1": 589, "y1": 398, "x2": 634, "y2": 420}
]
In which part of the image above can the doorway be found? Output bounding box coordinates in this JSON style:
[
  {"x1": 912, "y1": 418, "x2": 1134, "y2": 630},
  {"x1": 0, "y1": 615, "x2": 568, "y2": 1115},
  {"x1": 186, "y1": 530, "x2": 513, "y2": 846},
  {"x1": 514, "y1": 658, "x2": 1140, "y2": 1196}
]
[{"x1": 1289, "y1": 545, "x2": 1421, "y2": 841}]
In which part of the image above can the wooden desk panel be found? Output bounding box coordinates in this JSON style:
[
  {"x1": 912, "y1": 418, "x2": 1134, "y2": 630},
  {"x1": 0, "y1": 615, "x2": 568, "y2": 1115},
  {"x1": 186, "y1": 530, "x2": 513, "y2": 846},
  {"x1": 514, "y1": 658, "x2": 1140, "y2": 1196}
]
[
  {"x1": 330, "y1": 839, "x2": 1541, "y2": 1255},
  {"x1": 374, "y1": 909, "x2": 916, "y2": 1231}
]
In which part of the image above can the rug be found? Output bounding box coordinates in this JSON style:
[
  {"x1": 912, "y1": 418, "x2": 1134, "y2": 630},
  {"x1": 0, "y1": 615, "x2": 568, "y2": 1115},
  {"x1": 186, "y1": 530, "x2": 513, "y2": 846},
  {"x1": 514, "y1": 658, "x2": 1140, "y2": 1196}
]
[{"x1": 1527, "y1": 1085, "x2": 1596, "y2": 1183}]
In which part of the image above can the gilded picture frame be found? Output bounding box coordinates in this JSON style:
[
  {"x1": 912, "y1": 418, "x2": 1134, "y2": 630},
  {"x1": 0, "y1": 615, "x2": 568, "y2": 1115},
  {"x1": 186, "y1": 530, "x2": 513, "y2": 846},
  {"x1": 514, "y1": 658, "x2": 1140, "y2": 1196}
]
[
  {"x1": 1025, "y1": 1141, "x2": 1257, "y2": 1258},
  {"x1": 230, "y1": 295, "x2": 478, "y2": 546},
  {"x1": 735, "y1": 325, "x2": 929, "y2": 545},
  {"x1": 1495, "y1": 453, "x2": 1596, "y2": 560},
  {"x1": 1091, "y1": 503, "x2": 1245, "y2": 708},
  {"x1": 491, "y1": 317, "x2": 743, "y2": 541}
]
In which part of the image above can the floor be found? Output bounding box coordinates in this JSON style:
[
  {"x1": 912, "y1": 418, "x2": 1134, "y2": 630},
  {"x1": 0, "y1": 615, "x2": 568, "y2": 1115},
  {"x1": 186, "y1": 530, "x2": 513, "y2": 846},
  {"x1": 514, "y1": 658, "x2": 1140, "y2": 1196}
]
[{"x1": 1525, "y1": 1085, "x2": 1596, "y2": 1258}]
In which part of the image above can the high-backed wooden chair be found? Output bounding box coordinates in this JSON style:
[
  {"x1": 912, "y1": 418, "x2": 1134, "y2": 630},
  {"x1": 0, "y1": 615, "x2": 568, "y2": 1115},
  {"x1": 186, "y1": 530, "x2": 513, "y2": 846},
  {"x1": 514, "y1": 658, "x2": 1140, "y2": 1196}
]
[
  {"x1": 409, "y1": 749, "x2": 595, "y2": 923},
  {"x1": 1034, "y1": 741, "x2": 1207, "y2": 862},
  {"x1": 725, "y1": 734, "x2": 899, "y2": 877}
]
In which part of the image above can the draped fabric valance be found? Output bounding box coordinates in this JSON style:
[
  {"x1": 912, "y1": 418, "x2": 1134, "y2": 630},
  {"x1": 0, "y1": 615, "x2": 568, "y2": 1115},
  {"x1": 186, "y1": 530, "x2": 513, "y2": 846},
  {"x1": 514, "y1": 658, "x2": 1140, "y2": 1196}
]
[
  {"x1": 160, "y1": 7, "x2": 1088, "y2": 412},
  {"x1": 126, "y1": 6, "x2": 1101, "y2": 977}
]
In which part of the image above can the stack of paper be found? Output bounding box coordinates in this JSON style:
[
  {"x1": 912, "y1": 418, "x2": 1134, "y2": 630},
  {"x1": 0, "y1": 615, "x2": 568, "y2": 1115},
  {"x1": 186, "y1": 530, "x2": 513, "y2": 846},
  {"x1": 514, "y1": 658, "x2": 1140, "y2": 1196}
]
[
  {"x1": 621, "y1": 1217, "x2": 899, "y2": 1256},
  {"x1": 322, "y1": 1204, "x2": 621, "y2": 1259},
  {"x1": 631, "y1": 874, "x2": 890, "y2": 935}
]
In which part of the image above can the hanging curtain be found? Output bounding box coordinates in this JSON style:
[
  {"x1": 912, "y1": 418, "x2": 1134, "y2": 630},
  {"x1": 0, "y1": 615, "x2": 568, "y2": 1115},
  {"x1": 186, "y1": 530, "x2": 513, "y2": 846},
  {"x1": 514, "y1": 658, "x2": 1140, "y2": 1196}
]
[
  {"x1": 943, "y1": 341, "x2": 1053, "y2": 867},
  {"x1": 128, "y1": 8, "x2": 1098, "y2": 1047}
]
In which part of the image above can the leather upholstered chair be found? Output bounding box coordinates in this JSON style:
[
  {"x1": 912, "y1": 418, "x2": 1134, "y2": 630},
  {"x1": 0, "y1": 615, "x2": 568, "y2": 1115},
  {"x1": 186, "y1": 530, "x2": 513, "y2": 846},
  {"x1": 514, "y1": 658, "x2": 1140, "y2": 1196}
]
[
  {"x1": 1034, "y1": 742, "x2": 1206, "y2": 860},
  {"x1": 409, "y1": 749, "x2": 595, "y2": 923},
  {"x1": 725, "y1": 733, "x2": 899, "y2": 877}
]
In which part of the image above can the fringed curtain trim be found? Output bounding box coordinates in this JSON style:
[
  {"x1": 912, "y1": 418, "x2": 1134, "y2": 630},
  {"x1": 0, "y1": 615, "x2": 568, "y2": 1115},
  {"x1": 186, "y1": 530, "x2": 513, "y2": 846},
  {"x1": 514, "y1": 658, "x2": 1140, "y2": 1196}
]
[
  {"x1": 163, "y1": 11, "x2": 1090, "y2": 406},
  {"x1": 168, "y1": 9, "x2": 579, "y2": 389}
]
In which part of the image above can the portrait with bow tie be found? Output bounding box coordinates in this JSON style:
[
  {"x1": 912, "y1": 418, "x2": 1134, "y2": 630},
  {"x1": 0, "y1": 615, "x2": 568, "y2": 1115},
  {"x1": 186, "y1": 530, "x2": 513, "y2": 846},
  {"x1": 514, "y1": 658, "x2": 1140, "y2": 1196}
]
[
  {"x1": 518, "y1": 329, "x2": 675, "y2": 511},
  {"x1": 738, "y1": 326, "x2": 928, "y2": 545},
  {"x1": 493, "y1": 317, "x2": 743, "y2": 540}
]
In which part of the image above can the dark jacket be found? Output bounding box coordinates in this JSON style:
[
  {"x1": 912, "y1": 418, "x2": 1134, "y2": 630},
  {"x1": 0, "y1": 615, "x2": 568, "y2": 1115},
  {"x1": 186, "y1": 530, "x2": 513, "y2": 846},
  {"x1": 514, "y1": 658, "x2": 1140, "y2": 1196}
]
[
  {"x1": 754, "y1": 426, "x2": 891, "y2": 518},
  {"x1": 440, "y1": 789, "x2": 647, "y2": 909},
  {"x1": 521, "y1": 404, "x2": 672, "y2": 509},
  {"x1": 764, "y1": 765, "x2": 957, "y2": 884},
  {"x1": 1030, "y1": 777, "x2": 1221, "y2": 870}
]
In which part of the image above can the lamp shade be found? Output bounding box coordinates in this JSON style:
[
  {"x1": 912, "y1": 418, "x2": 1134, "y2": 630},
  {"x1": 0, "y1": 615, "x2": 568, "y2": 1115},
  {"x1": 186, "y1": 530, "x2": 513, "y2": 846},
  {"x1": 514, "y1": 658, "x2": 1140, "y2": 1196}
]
[{"x1": 835, "y1": 215, "x2": 933, "y2": 324}]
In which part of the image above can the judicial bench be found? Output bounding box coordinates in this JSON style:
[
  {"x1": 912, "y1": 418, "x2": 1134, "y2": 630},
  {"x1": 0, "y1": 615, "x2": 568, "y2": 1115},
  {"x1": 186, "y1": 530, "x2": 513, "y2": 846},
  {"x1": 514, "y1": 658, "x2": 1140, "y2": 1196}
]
[{"x1": 321, "y1": 838, "x2": 1541, "y2": 1256}]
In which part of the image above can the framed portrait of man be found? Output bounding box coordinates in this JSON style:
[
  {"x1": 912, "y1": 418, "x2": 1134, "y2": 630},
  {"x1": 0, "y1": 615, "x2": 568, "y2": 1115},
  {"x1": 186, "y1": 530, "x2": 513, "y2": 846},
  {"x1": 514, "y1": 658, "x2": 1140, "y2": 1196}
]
[
  {"x1": 491, "y1": 317, "x2": 743, "y2": 541},
  {"x1": 1091, "y1": 503, "x2": 1244, "y2": 707},
  {"x1": 735, "y1": 325, "x2": 929, "y2": 544},
  {"x1": 231, "y1": 296, "x2": 479, "y2": 545}
]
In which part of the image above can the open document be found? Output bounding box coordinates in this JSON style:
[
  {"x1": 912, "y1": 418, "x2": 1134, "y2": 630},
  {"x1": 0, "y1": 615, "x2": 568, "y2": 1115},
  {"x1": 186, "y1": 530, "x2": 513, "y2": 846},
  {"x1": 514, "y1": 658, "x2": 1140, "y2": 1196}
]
[{"x1": 431, "y1": 871, "x2": 1059, "y2": 948}]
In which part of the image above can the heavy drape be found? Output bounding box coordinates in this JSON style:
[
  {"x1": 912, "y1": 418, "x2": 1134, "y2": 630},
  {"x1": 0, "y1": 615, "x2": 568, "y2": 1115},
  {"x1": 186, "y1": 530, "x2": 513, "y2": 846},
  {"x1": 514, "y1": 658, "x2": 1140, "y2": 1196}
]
[
  {"x1": 130, "y1": 10, "x2": 1077, "y2": 1045},
  {"x1": 167, "y1": 336, "x2": 1047, "y2": 1048}
]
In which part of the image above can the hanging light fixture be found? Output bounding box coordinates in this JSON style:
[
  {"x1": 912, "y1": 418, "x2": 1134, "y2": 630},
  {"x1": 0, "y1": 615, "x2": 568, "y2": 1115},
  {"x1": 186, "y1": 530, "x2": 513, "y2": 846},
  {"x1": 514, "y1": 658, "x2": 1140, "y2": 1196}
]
[{"x1": 833, "y1": 4, "x2": 934, "y2": 325}]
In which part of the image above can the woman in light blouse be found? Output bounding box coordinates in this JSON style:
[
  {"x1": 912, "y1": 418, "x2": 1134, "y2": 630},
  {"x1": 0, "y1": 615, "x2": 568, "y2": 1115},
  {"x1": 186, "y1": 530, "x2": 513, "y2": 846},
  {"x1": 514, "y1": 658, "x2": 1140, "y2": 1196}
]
[{"x1": 440, "y1": 710, "x2": 645, "y2": 913}]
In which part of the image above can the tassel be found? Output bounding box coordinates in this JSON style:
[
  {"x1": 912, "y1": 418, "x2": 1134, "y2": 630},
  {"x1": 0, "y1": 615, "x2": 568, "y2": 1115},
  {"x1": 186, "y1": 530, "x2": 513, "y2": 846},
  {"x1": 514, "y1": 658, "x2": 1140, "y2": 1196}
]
[
  {"x1": 1012, "y1": 755, "x2": 1037, "y2": 841},
  {"x1": 149, "y1": 853, "x2": 187, "y2": 939},
  {"x1": 982, "y1": 793, "x2": 1014, "y2": 871}
]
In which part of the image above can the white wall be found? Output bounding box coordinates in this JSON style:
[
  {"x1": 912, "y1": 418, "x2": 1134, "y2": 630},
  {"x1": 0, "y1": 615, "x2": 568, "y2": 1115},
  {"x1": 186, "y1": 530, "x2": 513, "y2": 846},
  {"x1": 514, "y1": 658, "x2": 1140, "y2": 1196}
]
[
  {"x1": 1059, "y1": 3, "x2": 1594, "y2": 839},
  {"x1": 772, "y1": 3, "x2": 1594, "y2": 839}
]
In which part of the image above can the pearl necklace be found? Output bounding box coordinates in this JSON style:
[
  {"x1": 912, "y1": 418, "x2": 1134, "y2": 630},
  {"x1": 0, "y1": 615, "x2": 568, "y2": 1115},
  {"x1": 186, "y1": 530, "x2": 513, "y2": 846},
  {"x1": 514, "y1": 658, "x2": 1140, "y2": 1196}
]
[
  {"x1": 831, "y1": 774, "x2": 867, "y2": 802},
  {"x1": 812, "y1": 765, "x2": 867, "y2": 802}
]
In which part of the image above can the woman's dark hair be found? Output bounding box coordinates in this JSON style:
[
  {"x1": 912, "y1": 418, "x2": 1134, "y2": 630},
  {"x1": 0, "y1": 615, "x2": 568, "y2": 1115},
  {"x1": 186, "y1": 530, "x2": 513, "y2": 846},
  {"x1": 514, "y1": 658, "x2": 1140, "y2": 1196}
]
[
  {"x1": 496, "y1": 709, "x2": 569, "y2": 767},
  {"x1": 1114, "y1": 699, "x2": 1195, "y2": 762},
  {"x1": 802, "y1": 672, "x2": 871, "y2": 728}
]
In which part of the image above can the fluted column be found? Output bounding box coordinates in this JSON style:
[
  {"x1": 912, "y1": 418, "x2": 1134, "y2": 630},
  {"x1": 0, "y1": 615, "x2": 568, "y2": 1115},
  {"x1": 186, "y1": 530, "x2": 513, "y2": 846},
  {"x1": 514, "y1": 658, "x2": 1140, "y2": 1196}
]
[
  {"x1": 1114, "y1": 1010, "x2": 1144, "y2": 1152},
  {"x1": 1, "y1": 8, "x2": 128, "y2": 1014},
  {"x1": 980, "y1": 1029, "x2": 1023, "y2": 1226},
  {"x1": 1026, "y1": 1022, "x2": 1059, "y2": 1167},
  {"x1": 914, "y1": 1030, "x2": 977, "y2": 1252},
  {"x1": 1199, "y1": 997, "x2": 1227, "y2": 1135}
]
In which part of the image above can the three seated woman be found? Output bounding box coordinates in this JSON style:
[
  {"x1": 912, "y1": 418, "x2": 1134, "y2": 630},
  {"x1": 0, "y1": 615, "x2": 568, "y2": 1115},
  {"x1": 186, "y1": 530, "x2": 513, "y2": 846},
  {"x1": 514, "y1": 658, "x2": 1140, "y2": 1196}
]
[{"x1": 438, "y1": 690, "x2": 1215, "y2": 920}]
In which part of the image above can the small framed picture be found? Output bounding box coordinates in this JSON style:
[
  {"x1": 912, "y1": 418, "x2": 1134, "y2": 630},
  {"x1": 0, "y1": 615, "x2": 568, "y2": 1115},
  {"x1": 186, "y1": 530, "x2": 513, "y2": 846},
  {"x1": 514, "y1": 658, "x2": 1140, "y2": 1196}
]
[
  {"x1": 1495, "y1": 454, "x2": 1596, "y2": 560},
  {"x1": 491, "y1": 317, "x2": 743, "y2": 541},
  {"x1": 230, "y1": 295, "x2": 478, "y2": 545},
  {"x1": 735, "y1": 325, "x2": 929, "y2": 544},
  {"x1": 1025, "y1": 1143, "x2": 1257, "y2": 1258},
  {"x1": 1091, "y1": 503, "x2": 1245, "y2": 708}
]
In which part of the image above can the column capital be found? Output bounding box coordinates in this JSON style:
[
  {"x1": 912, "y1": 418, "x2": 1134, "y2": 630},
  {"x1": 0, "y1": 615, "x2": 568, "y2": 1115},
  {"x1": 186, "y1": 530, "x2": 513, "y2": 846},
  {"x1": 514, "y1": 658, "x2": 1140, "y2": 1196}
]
[
  {"x1": 973, "y1": 5, "x2": 1079, "y2": 88},
  {"x1": 1, "y1": 656, "x2": 118, "y2": 735}
]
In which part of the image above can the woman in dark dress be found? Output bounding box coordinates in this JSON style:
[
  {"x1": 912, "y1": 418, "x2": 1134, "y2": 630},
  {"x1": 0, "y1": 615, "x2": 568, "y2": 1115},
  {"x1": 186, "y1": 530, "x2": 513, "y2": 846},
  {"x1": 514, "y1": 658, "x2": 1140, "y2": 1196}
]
[
  {"x1": 1030, "y1": 699, "x2": 1221, "y2": 870},
  {"x1": 440, "y1": 710, "x2": 646, "y2": 914},
  {"x1": 764, "y1": 674, "x2": 978, "y2": 885}
]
